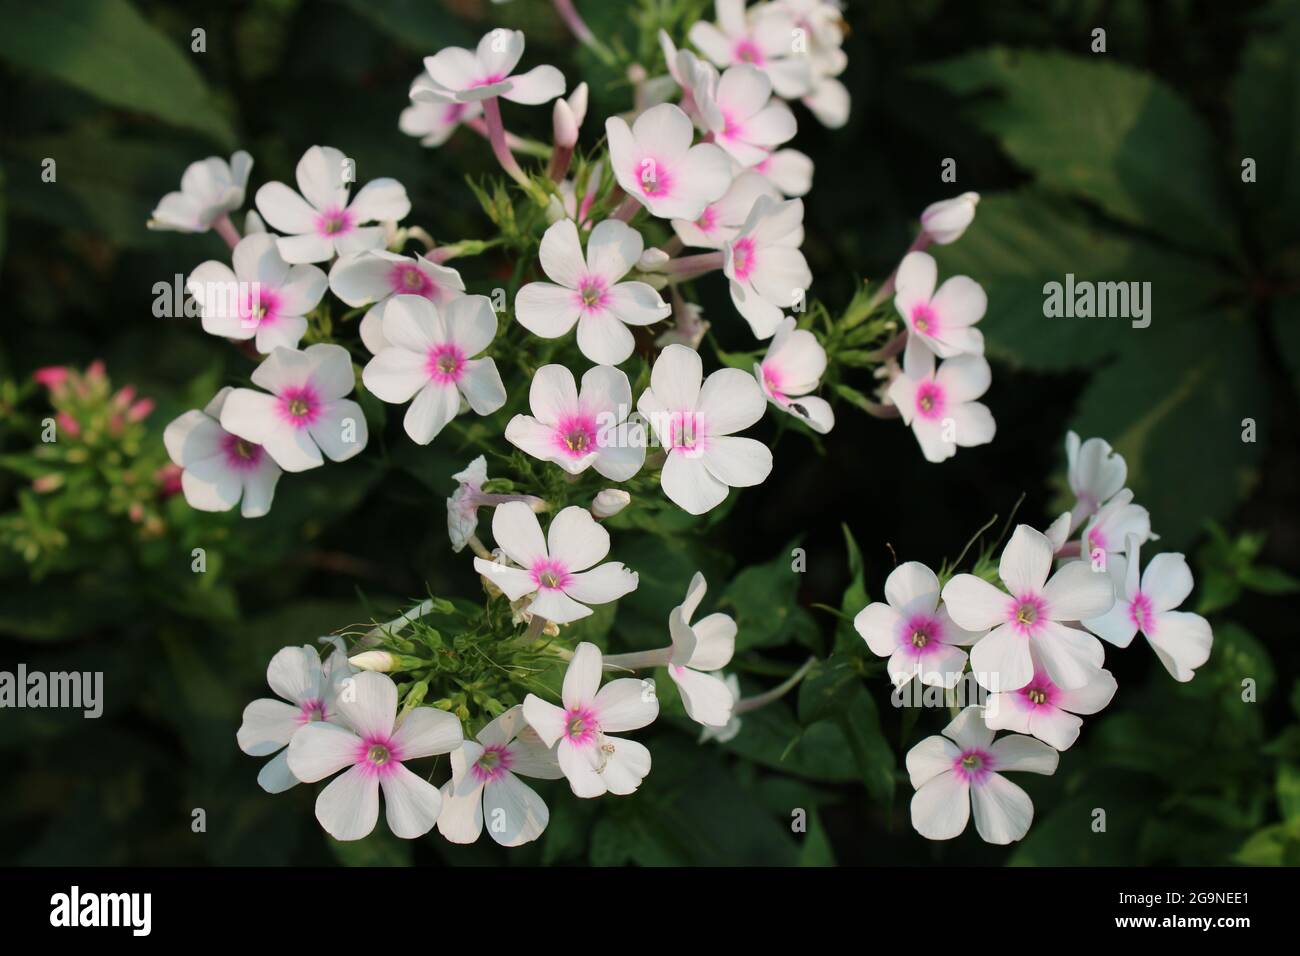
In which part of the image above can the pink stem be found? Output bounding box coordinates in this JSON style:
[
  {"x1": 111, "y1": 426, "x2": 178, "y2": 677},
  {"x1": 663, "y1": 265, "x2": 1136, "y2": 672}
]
[
  {"x1": 612, "y1": 194, "x2": 642, "y2": 222},
  {"x1": 480, "y1": 98, "x2": 529, "y2": 187},
  {"x1": 213, "y1": 214, "x2": 240, "y2": 250},
  {"x1": 867, "y1": 231, "x2": 934, "y2": 311},
  {"x1": 663, "y1": 251, "x2": 724, "y2": 280}
]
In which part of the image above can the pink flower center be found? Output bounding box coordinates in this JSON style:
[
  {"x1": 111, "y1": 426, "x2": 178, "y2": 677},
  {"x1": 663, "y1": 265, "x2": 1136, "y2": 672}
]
[
  {"x1": 900, "y1": 613, "x2": 944, "y2": 658},
  {"x1": 552, "y1": 412, "x2": 599, "y2": 459},
  {"x1": 277, "y1": 384, "x2": 322, "y2": 429},
  {"x1": 530, "y1": 558, "x2": 572, "y2": 591},
  {"x1": 733, "y1": 39, "x2": 765, "y2": 65},
  {"x1": 696, "y1": 205, "x2": 719, "y2": 234},
  {"x1": 574, "y1": 275, "x2": 610, "y2": 315},
  {"x1": 1129, "y1": 592, "x2": 1155, "y2": 635},
  {"x1": 1008, "y1": 593, "x2": 1048, "y2": 636},
  {"x1": 355, "y1": 734, "x2": 404, "y2": 778},
  {"x1": 1019, "y1": 676, "x2": 1058, "y2": 709},
  {"x1": 443, "y1": 102, "x2": 469, "y2": 124},
  {"x1": 730, "y1": 237, "x2": 757, "y2": 280},
  {"x1": 1086, "y1": 527, "x2": 1108, "y2": 557},
  {"x1": 914, "y1": 381, "x2": 946, "y2": 420},
  {"x1": 911, "y1": 303, "x2": 939, "y2": 336},
  {"x1": 471, "y1": 743, "x2": 515, "y2": 783},
  {"x1": 221, "y1": 431, "x2": 265, "y2": 471},
  {"x1": 240, "y1": 287, "x2": 282, "y2": 328},
  {"x1": 720, "y1": 110, "x2": 744, "y2": 141},
  {"x1": 297, "y1": 698, "x2": 328, "y2": 724},
  {"x1": 426, "y1": 343, "x2": 466, "y2": 384},
  {"x1": 315, "y1": 206, "x2": 354, "y2": 237},
  {"x1": 388, "y1": 263, "x2": 436, "y2": 299},
  {"x1": 635, "y1": 157, "x2": 674, "y2": 198},
  {"x1": 472, "y1": 72, "x2": 506, "y2": 89},
  {"x1": 563, "y1": 705, "x2": 598, "y2": 747},
  {"x1": 952, "y1": 747, "x2": 995, "y2": 784},
  {"x1": 667, "y1": 411, "x2": 709, "y2": 457},
  {"x1": 761, "y1": 362, "x2": 786, "y2": 401}
]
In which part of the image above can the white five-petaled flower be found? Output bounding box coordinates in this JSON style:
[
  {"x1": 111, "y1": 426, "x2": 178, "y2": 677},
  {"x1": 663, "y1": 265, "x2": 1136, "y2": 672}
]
[
  {"x1": 523, "y1": 642, "x2": 659, "y2": 798},
  {"x1": 755, "y1": 316, "x2": 835, "y2": 433},
  {"x1": 1081, "y1": 488, "x2": 1152, "y2": 563},
  {"x1": 148, "y1": 151, "x2": 252, "y2": 233},
  {"x1": 894, "y1": 251, "x2": 986, "y2": 361},
  {"x1": 854, "y1": 561, "x2": 984, "y2": 689},
  {"x1": 1064, "y1": 431, "x2": 1127, "y2": 532},
  {"x1": 329, "y1": 250, "x2": 465, "y2": 355},
  {"x1": 766, "y1": 0, "x2": 850, "y2": 128},
  {"x1": 287, "y1": 672, "x2": 463, "y2": 841},
  {"x1": 1083, "y1": 534, "x2": 1213, "y2": 682},
  {"x1": 437, "y1": 705, "x2": 563, "y2": 847},
  {"x1": 606, "y1": 103, "x2": 733, "y2": 221},
  {"x1": 255, "y1": 145, "x2": 411, "y2": 264},
  {"x1": 907, "y1": 705, "x2": 1058, "y2": 845},
  {"x1": 920, "y1": 191, "x2": 980, "y2": 245},
  {"x1": 942, "y1": 525, "x2": 1115, "y2": 691},
  {"x1": 187, "y1": 233, "x2": 327, "y2": 353},
  {"x1": 694, "y1": 64, "x2": 798, "y2": 168},
  {"x1": 474, "y1": 502, "x2": 639, "y2": 625},
  {"x1": 361, "y1": 294, "x2": 506, "y2": 445},
  {"x1": 220, "y1": 344, "x2": 369, "y2": 473},
  {"x1": 667, "y1": 572, "x2": 738, "y2": 727},
  {"x1": 724, "y1": 195, "x2": 812, "y2": 339},
  {"x1": 515, "y1": 218, "x2": 671, "y2": 364},
  {"x1": 236, "y1": 644, "x2": 353, "y2": 793},
  {"x1": 412, "y1": 29, "x2": 565, "y2": 105},
  {"x1": 400, "y1": 78, "x2": 483, "y2": 145},
  {"x1": 887, "y1": 344, "x2": 995, "y2": 463},
  {"x1": 637, "y1": 344, "x2": 773, "y2": 515},
  {"x1": 505, "y1": 363, "x2": 646, "y2": 480},
  {"x1": 671, "y1": 170, "x2": 780, "y2": 250},
  {"x1": 984, "y1": 660, "x2": 1117, "y2": 751},
  {"x1": 688, "y1": 0, "x2": 812, "y2": 98},
  {"x1": 164, "y1": 387, "x2": 282, "y2": 518}
]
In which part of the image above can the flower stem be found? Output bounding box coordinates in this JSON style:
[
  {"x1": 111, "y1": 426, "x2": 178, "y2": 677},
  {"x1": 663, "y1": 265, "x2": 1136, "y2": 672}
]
[
  {"x1": 213, "y1": 213, "x2": 241, "y2": 250},
  {"x1": 663, "y1": 251, "x2": 724, "y2": 281},
  {"x1": 552, "y1": 0, "x2": 618, "y2": 67},
  {"x1": 481, "y1": 97, "x2": 532, "y2": 189},
  {"x1": 863, "y1": 330, "x2": 907, "y2": 362},
  {"x1": 612, "y1": 193, "x2": 643, "y2": 222},
  {"x1": 865, "y1": 231, "x2": 934, "y2": 312},
  {"x1": 734, "y1": 656, "x2": 816, "y2": 715},
  {"x1": 602, "y1": 647, "x2": 674, "y2": 670},
  {"x1": 466, "y1": 117, "x2": 552, "y2": 159}
]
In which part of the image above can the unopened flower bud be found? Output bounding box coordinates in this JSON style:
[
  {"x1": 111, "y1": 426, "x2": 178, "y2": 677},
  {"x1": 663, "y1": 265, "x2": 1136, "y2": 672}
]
[
  {"x1": 349, "y1": 650, "x2": 397, "y2": 672},
  {"x1": 638, "y1": 247, "x2": 670, "y2": 272},
  {"x1": 919, "y1": 191, "x2": 979, "y2": 245},
  {"x1": 592, "y1": 489, "x2": 631, "y2": 519},
  {"x1": 553, "y1": 99, "x2": 579, "y2": 149},
  {"x1": 567, "y1": 82, "x2": 588, "y2": 128}
]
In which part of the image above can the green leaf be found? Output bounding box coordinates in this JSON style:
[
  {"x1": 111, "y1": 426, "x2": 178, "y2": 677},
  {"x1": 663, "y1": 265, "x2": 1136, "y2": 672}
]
[
  {"x1": 0, "y1": 0, "x2": 236, "y2": 147},
  {"x1": 721, "y1": 540, "x2": 821, "y2": 652},
  {"x1": 921, "y1": 48, "x2": 1236, "y2": 256}
]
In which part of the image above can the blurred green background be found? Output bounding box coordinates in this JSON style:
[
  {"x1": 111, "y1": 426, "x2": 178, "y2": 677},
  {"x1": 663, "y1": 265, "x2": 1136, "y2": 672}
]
[{"x1": 2, "y1": 0, "x2": 1299, "y2": 865}]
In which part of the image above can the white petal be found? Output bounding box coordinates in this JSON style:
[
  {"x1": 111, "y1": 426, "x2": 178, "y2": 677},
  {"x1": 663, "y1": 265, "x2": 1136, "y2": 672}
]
[
  {"x1": 884, "y1": 561, "x2": 941, "y2": 616},
  {"x1": 482, "y1": 772, "x2": 550, "y2": 845},
  {"x1": 970, "y1": 773, "x2": 1034, "y2": 844},
  {"x1": 348, "y1": 178, "x2": 411, "y2": 224},
  {"x1": 910, "y1": 771, "x2": 970, "y2": 840},
  {"x1": 403, "y1": 381, "x2": 460, "y2": 444},
  {"x1": 334, "y1": 670, "x2": 397, "y2": 739},
  {"x1": 522, "y1": 694, "x2": 566, "y2": 748},
  {"x1": 1043, "y1": 560, "x2": 1115, "y2": 622},
  {"x1": 586, "y1": 219, "x2": 643, "y2": 283},
  {"x1": 989, "y1": 734, "x2": 1059, "y2": 774},
  {"x1": 527, "y1": 363, "x2": 579, "y2": 426},
  {"x1": 547, "y1": 505, "x2": 610, "y2": 572},
  {"x1": 702, "y1": 435, "x2": 772, "y2": 488},
  {"x1": 315, "y1": 764, "x2": 380, "y2": 841},
  {"x1": 1000, "y1": 525, "x2": 1053, "y2": 596},
  {"x1": 563, "y1": 642, "x2": 603, "y2": 709},
  {"x1": 565, "y1": 563, "x2": 638, "y2": 604},
  {"x1": 593, "y1": 677, "x2": 659, "y2": 732},
  {"x1": 308, "y1": 398, "x2": 369, "y2": 462},
  {"x1": 969, "y1": 624, "x2": 1032, "y2": 691},
  {"x1": 1141, "y1": 552, "x2": 1194, "y2": 612},
  {"x1": 237, "y1": 698, "x2": 301, "y2": 756},
  {"x1": 256, "y1": 749, "x2": 299, "y2": 794},
  {"x1": 662, "y1": 449, "x2": 729, "y2": 514},
  {"x1": 380, "y1": 763, "x2": 442, "y2": 839},
  {"x1": 491, "y1": 500, "x2": 548, "y2": 567},
  {"x1": 576, "y1": 311, "x2": 636, "y2": 365},
  {"x1": 436, "y1": 779, "x2": 485, "y2": 844},
  {"x1": 668, "y1": 665, "x2": 734, "y2": 726},
  {"x1": 941, "y1": 574, "x2": 1010, "y2": 631},
  {"x1": 288, "y1": 722, "x2": 362, "y2": 783},
  {"x1": 392, "y1": 705, "x2": 462, "y2": 759},
  {"x1": 905, "y1": 733, "x2": 960, "y2": 788},
  {"x1": 501, "y1": 65, "x2": 566, "y2": 105},
  {"x1": 1145, "y1": 611, "x2": 1212, "y2": 682}
]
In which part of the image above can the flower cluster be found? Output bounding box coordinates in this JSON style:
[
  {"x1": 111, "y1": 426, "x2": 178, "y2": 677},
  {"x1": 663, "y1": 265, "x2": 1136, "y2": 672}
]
[{"x1": 856, "y1": 430, "x2": 1213, "y2": 844}]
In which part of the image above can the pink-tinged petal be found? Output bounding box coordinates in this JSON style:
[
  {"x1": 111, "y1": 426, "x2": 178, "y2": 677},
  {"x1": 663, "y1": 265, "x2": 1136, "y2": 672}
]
[
  {"x1": 698, "y1": 367, "x2": 766, "y2": 434},
  {"x1": 443, "y1": 294, "x2": 497, "y2": 356},
  {"x1": 631, "y1": 102, "x2": 695, "y2": 163},
  {"x1": 593, "y1": 424, "x2": 646, "y2": 481},
  {"x1": 934, "y1": 354, "x2": 991, "y2": 403},
  {"x1": 605, "y1": 282, "x2": 671, "y2": 326},
  {"x1": 364, "y1": 348, "x2": 429, "y2": 404},
  {"x1": 804, "y1": 76, "x2": 850, "y2": 128},
  {"x1": 586, "y1": 220, "x2": 643, "y2": 284},
  {"x1": 516, "y1": 282, "x2": 582, "y2": 339},
  {"x1": 392, "y1": 705, "x2": 462, "y2": 759},
  {"x1": 522, "y1": 694, "x2": 567, "y2": 748},
  {"x1": 943, "y1": 705, "x2": 996, "y2": 750},
  {"x1": 884, "y1": 561, "x2": 941, "y2": 616},
  {"x1": 855, "y1": 601, "x2": 902, "y2": 657},
  {"x1": 1145, "y1": 611, "x2": 1212, "y2": 682},
  {"x1": 687, "y1": 20, "x2": 732, "y2": 65},
  {"x1": 1083, "y1": 594, "x2": 1139, "y2": 649},
  {"x1": 335, "y1": 671, "x2": 397, "y2": 739},
  {"x1": 930, "y1": 275, "x2": 987, "y2": 330},
  {"x1": 667, "y1": 143, "x2": 734, "y2": 217},
  {"x1": 593, "y1": 677, "x2": 659, "y2": 732},
  {"x1": 525, "y1": 365, "x2": 577, "y2": 428},
  {"x1": 563, "y1": 642, "x2": 603, "y2": 710},
  {"x1": 457, "y1": 359, "x2": 506, "y2": 416},
  {"x1": 506, "y1": 414, "x2": 565, "y2": 465},
  {"x1": 163, "y1": 409, "x2": 224, "y2": 467},
  {"x1": 329, "y1": 251, "x2": 397, "y2": 305},
  {"x1": 491, "y1": 500, "x2": 548, "y2": 566},
  {"x1": 308, "y1": 398, "x2": 368, "y2": 462},
  {"x1": 1033, "y1": 622, "x2": 1104, "y2": 691},
  {"x1": 941, "y1": 573, "x2": 1010, "y2": 631},
  {"x1": 254, "y1": 315, "x2": 309, "y2": 355},
  {"x1": 1000, "y1": 524, "x2": 1053, "y2": 596},
  {"x1": 650, "y1": 343, "x2": 703, "y2": 409},
  {"x1": 315, "y1": 764, "x2": 380, "y2": 841},
  {"x1": 893, "y1": 251, "x2": 937, "y2": 319},
  {"x1": 181, "y1": 456, "x2": 242, "y2": 512},
  {"x1": 334, "y1": 225, "x2": 388, "y2": 257},
  {"x1": 424, "y1": 46, "x2": 479, "y2": 93},
  {"x1": 1141, "y1": 552, "x2": 1194, "y2": 612},
  {"x1": 539, "y1": 218, "x2": 585, "y2": 289},
  {"x1": 662, "y1": 450, "x2": 729, "y2": 514},
  {"x1": 1054, "y1": 667, "x2": 1118, "y2": 716},
  {"x1": 482, "y1": 772, "x2": 550, "y2": 846},
  {"x1": 1042, "y1": 560, "x2": 1115, "y2": 621},
  {"x1": 382, "y1": 293, "x2": 443, "y2": 351},
  {"x1": 557, "y1": 737, "x2": 606, "y2": 798},
  {"x1": 507, "y1": 728, "x2": 564, "y2": 780},
  {"x1": 436, "y1": 779, "x2": 484, "y2": 844},
  {"x1": 502, "y1": 64, "x2": 566, "y2": 104},
  {"x1": 474, "y1": 559, "x2": 535, "y2": 599},
  {"x1": 970, "y1": 773, "x2": 1033, "y2": 845},
  {"x1": 968, "y1": 623, "x2": 1032, "y2": 691},
  {"x1": 547, "y1": 505, "x2": 610, "y2": 572},
  {"x1": 380, "y1": 762, "x2": 442, "y2": 839},
  {"x1": 906, "y1": 734, "x2": 961, "y2": 789},
  {"x1": 237, "y1": 698, "x2": 301, "y2": 756},
  {"x1": 728, "y1": 277, "x2": 784, "y2": 338},
  {"x1": 348, "y1": 178, "x2": 410, "y2": 224},
  {"x1": 275, "y1": 232, "x2": 335, "y2": 264},
  {"x1": 895, "y1": 643, "x2": 968, "y2": 689},
  {"x1": 266, "y1": 644, "x2": 322, "y2": 703},
  {"x1": 579, "y1": 364, "x2": 632, "y2": 419},
  {"x1": 982, "y1": 693, "x2": 1033, "y2": 737},
  {"x1": 597, "y1": 736, "x2": 652, "y2": 795},
  {"x1": 255, "y1": 181, "x2": 318, "y2": 234},
  {"x1": 296, "y1": 145, "x2": 350, "y2": 212},
  {"x1": 910, "y1": 771, "x2": 970, "y2": 840},
  {"x1": 566, "y1": 563, "x2": 638, "y2": 605},
  {"x1": 702, "y1": 435, "x2": 772, "y2": 487},
  {"x1": 577, "y1": 310, "x2": 636, "y2": 365},
  {"x1": 476, "y1": 28, "x2": 525, "y2": 79},
  {"x1": 287, "y1": 721, "x2": 363, "y2": 782}
]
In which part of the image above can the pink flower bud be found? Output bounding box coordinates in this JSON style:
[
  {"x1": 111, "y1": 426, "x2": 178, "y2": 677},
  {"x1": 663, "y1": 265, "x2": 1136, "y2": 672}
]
[
  {"x1": 552, "y1": 99, "x2": 578, "y2": 149},
  {"x1": 32, "y1": 366, "x2": 69, "y2": 390},
  {"x1": 56, "y1": 412, "x2": 81, "y2": 438},
  {"x1": 127, "y1": 398, "x2": 155, "y2": 422}
]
